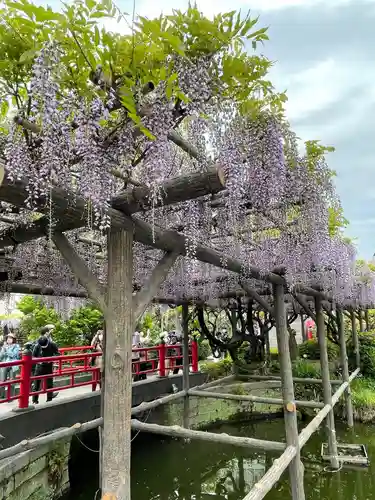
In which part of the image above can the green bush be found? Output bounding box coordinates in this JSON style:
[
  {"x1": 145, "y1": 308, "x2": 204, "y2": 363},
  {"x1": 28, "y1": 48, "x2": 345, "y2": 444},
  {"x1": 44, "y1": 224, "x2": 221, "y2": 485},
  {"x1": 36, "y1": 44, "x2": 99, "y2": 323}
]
[
  {"x1": 348, "y1": 332, "x2": 375, "y2": 378},
  {"x1": 292, "y1": 359, "x2": 321, "y2": 379},
  {"x1": 198, "y1": 339, "x2": 211, "y2": 361},
  {"x1": 298, "y1": 339, "x2": 339, "y2": 361},
  {"x1": 200, "y1": 358, "x2": 232, "y2": 380}
]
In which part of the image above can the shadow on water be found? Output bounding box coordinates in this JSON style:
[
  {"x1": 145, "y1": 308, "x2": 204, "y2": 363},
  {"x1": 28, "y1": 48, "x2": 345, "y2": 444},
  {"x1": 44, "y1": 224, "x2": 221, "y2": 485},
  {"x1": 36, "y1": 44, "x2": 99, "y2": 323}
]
[{"x1": 63, "y1": 419, "x2": 375, "y2": 499}]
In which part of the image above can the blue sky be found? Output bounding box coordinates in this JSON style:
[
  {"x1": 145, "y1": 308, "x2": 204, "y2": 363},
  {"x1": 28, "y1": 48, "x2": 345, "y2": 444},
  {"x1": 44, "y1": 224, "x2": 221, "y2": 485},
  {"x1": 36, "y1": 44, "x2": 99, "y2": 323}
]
[{"x1": 37, "y1": 0, "x2": 375, "y2": 259}]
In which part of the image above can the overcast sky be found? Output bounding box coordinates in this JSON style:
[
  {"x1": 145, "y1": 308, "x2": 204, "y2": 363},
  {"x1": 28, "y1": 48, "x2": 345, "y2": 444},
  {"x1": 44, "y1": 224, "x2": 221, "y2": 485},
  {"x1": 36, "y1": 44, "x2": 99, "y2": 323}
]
[{"x1": 40, "y1": 0, "x2": 375, "y2": 258}]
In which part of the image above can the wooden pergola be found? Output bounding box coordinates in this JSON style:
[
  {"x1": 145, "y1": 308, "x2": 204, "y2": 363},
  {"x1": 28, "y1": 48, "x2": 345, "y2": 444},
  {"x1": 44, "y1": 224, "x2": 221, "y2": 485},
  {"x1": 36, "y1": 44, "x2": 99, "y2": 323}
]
[{"x1": 0, "y1": 123, "x2": 369, "y2": 500}]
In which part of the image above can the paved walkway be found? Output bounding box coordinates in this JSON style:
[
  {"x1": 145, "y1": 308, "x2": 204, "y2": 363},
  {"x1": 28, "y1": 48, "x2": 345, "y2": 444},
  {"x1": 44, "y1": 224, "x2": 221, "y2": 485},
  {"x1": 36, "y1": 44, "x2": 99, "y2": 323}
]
[{"x1": 0, "y1": 384, "x2": 94, "y2": 417}]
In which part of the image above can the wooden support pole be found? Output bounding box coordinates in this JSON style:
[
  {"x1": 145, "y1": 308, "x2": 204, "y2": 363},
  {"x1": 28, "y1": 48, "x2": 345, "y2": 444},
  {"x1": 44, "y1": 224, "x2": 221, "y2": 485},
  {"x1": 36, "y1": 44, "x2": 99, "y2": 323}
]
[
  {"x1": 130, "y1": 419, "x2": 286, "y2": 452},
  {"x1": 315, "y1": 296, "x2": 339, "y2": 469},
  {"x1": 351, "y1": 311, "x2": 360, "y2": 369},
  {"x1": 358, "y1": 309, "x2": 364, "y2": 332},
  {"x1": 231, "y1": 307, "x2": 239, "y2": 376},
  {"x1": 273, "y1": 283, "x2": 305, "y2": 500},
  {"x1": 188, "y1": 389, "x2": 324, "y2": 409},
  {"x1": 51, "y1": 232, "x2": 107, "y2": 315},
  {"x1": 300, "y1": 313, "x2": 306, "y2": 342},
  {"x1": 102, "y1": 228, "x2": 133, "y2": 500},
  {"x1": 337, "y1": 308, "x2": 354, "y2": 428},
  {"x1": 298, "y1": 368, "x2": 360, "y2": 448},
  {"x1": 365, "y1": 309, "x2": 370, "y2": 331},
  {"x1": 182, "y1": 303, "x2": 190, "y2": 428},
  {"x1": 133, "y1": 251, "x2": 179, "y2": 321}
]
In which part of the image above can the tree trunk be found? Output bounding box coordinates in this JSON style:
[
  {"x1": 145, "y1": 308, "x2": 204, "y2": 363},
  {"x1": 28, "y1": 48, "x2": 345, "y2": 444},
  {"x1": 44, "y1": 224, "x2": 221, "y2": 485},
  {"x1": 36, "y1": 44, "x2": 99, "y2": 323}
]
[
  {"x1": 102, "y1": 228, "x2": 133, "y2": 500},
  {"x1": 288, "y1": 327, "x2": 298, "y2": 361}
]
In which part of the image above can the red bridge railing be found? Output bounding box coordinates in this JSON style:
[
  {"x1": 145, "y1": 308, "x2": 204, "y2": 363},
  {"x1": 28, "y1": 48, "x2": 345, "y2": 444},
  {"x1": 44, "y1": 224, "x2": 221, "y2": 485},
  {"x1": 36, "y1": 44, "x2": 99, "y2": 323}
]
[{"x1": 0, "y1": 340, "x2": 199, "y2": 409}]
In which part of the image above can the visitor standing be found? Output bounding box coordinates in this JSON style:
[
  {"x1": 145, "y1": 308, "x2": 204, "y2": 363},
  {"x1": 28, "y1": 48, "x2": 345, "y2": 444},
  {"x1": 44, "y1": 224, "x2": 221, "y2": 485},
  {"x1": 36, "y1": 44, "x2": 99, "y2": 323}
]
[
  {"x1": 91, "y1": 329, "x2": 104, "y2": 390},
  {"x1": 32, "y1": 328, "x2": 59, "y2": 404},
  {"x1": 0, "y1": 333, "x2": 20, "y2": 400}
]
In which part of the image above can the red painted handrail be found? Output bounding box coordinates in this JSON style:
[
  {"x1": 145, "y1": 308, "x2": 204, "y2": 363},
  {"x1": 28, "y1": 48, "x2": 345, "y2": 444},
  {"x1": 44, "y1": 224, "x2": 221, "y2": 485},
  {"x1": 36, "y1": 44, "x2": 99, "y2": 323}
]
[{"x1": 0, "y1": 340, "x2": 199, "y2": 408}]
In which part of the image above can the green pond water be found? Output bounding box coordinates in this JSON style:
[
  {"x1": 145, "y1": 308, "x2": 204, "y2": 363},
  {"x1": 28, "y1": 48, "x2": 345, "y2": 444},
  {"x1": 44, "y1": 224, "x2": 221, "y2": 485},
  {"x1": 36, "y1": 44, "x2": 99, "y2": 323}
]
[{"x1": 63, "y1": 418, "x2": 375, "y2": 499}]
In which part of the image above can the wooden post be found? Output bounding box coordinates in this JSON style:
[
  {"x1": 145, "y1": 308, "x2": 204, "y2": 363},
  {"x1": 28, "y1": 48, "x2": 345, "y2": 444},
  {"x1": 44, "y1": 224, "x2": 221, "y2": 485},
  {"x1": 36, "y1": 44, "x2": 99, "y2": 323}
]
[
  {"x1": 102, "y1": 228, "x2": 133, "y2": 500},
  {"x1": 364, "y1": 309, "x2": 370, "y2": 331},
  {"x1": 337, "y1": 308, "x2": 354, "y2": 428},
  {"x1": 315, "y1": 296, "x2": 339, "y2": 469},
  {"x1": 351, "y1": 311, "x2": 360, "y2": 369},
  {"x1": 182, "y1": 303, "x2": 190, "y2": 428},
  {"x1": 273, "y1": 283, "x2": 305, "y2": 500},
  {"x1": 300, "y1": 313, "x2": 306, "y2": 342},
  {"x1": 231, "y1": 306, "x2": 239, "y2": 376},
  {"x1": 358, "y1": 309, "x2": 364, "y2": 332}
]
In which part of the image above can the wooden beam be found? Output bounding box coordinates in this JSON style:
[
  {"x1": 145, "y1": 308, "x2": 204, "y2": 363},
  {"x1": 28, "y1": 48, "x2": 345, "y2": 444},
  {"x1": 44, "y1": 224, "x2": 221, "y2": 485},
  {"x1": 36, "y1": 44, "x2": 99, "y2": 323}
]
[
  {"x1": 315, "y1": 296, "x2": 339, "y2": 469},
  {"x1": 188, "y1": 389, "x2": 324, "y2": 409},
  {"x1": 133, "y1": 251, "x2": 178, "y2": 321},
  {"x1": 243, "y1": 446, "x2": 297, "y2": 500},
  {"x1": 239, "y1": 374, "x2": 342, "y2": 385},
  {"x1": 130, "y1": 419, "x2": 286, "y2": 452},
  {"x1": 273, "y1": 283, "x2": 305, "y2": 500},
  {"x1": 0, "y1": 165, "x2": 285, "y2": 286},
  {"x1": 351, "y1": 311, "x2": 360, "y2": 369},
  {"x1": 113, "y1": 166, "x2": 226, "y2": 214},
  {"x1": 0, "y1": 281, "x2": 88, "y2": 297},
  {"x1": 102, "y1": 228, "x2": 133, "y2": 499},
  {"x1": 292, "y1": 294, "x2": 316, "y2": 322},
  {"x1": 182, "y1": 303, "x2": 190, "y2": 428},
  {"x1": 240, "y1": 280, "x2": 274, "y2": 315},
  {"x1": 298, "y1": 368, "x2": 360, "y2": 448},
  {"x1": 337, "y1": 308, "x2": 354, "y2": 427},
  {"x1": 51, "y1": 232, "x2": 107, "y2": 314}
]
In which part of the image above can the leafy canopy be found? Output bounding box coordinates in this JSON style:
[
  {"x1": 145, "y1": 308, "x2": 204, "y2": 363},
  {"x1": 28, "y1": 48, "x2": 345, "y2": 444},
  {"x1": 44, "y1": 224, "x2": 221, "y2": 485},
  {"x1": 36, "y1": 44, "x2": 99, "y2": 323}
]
[
  {"x1": 0, "y1": 0, "x2": 286, "y2": 127},
  {"x1": 16, "y1": 295, "x2": 103, "y2": 346}
]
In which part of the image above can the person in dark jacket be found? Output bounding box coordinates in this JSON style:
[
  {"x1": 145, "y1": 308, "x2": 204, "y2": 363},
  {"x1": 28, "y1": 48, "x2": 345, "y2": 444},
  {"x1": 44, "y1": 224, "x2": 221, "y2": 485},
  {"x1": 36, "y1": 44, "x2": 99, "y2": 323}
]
[{"x1": 32, "y1": 332, "x2": 59, "y2": 404}]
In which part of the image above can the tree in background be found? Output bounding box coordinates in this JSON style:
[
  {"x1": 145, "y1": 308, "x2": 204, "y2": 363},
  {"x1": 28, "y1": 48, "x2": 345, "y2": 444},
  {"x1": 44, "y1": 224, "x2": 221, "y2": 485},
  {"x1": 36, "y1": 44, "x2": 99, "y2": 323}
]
[{"x1": 16, "y1": 296, "x2": 103, "y2": 346}]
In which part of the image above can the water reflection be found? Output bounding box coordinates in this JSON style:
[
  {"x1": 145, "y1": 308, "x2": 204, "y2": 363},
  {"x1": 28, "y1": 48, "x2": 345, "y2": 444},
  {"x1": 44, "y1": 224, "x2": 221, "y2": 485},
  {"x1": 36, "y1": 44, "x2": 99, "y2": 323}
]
[
  {"x1": 131, "y1": 424, "x2": 276, "y2": 499},
  {"x1": 63, "y1": 420, "x2": 375, "y2": 500}
]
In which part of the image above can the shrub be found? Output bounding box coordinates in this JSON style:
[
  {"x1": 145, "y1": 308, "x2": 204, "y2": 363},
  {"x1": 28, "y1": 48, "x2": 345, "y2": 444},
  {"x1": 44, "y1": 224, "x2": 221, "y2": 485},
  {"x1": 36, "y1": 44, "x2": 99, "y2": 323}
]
[
  {"x1": 350, "y1": 377, "x2": 375, "y2": 421},
  {"x1": 292, "y1": 359, "x2": 323, "y2": 405},
  {"x1": 198, "y1": 339, "x2": 211, "y2": 361},
  {"x1": 348, "y1": 332, "x2": 375, "y2": 378},
  {"x1": 292, "y1": 359, "x2": 321, "y2": 379},
  {"x1": 298, "y1": 339, "x2": 339, "y2": 361},
  {"x1": 200, "y1": 358, "x2": 233, "y2": 380}
]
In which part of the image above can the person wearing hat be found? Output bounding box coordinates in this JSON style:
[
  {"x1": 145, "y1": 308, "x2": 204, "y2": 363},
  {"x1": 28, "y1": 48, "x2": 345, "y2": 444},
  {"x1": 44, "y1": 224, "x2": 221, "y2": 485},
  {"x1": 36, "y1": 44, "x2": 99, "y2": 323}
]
[
  {"x1": 41, "y1": 324, "x2": 55, "y2": 341},
  {"x1": 0, "y1": 333, "x2": 20, "y2": 400},
  {"x1": 32, "y1": 327, "x2": 59, "y2": 404}
]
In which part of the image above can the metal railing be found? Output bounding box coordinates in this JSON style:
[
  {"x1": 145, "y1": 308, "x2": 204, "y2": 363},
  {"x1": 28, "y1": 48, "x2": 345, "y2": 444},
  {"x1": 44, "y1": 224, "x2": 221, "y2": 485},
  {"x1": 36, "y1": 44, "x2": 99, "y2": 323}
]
[{"x1": 0, "y1": 340, "x2": 199, "y2": 409}]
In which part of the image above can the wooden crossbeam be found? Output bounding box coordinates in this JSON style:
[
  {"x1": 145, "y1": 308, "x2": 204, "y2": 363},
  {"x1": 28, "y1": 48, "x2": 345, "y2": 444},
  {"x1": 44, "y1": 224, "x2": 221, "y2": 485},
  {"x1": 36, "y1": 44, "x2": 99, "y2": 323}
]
[
  {"x1": 0, "y1": 165, "x2": 285, "y2": 286},
  {"x1": 133, "y1": 251, "x2": 179, "y2": 321},
  {"x1": 51, "y1": 232, "x2": 108, "y2": 315},
  {"x1": 240, "y1": 280, "x2": 274, "y2": 315}
]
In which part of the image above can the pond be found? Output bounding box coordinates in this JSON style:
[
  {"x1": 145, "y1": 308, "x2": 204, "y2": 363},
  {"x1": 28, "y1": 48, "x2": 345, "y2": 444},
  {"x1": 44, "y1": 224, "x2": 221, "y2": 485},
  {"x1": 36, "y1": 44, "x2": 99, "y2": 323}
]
[{"x1": 63, "y1": 418, "x2": 374, "y2": 499}]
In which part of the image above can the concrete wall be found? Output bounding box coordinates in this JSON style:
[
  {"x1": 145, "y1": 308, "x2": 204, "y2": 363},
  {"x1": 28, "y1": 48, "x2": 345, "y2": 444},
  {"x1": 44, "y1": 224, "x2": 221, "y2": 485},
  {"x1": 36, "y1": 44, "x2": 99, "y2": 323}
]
[
  {"x1": 0, "y1": 437, "x2": 70, "y2": 500},
  {"x1": 0, "y1": 372, "x2": 206, "y2": 449}
]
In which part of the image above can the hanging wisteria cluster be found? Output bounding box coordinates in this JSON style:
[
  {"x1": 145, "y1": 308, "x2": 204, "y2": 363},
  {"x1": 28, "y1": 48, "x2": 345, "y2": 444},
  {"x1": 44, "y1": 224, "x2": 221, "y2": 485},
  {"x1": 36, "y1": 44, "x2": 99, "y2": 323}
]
[{"x1": 0, "y1": 37, "x2": 374, "y2": 308}]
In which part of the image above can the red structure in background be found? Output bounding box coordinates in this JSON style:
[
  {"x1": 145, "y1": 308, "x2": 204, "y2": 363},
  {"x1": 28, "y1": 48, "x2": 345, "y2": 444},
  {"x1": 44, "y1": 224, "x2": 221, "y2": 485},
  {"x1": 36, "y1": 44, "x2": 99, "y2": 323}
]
[{"x1": 0, "y1": 339, "x2": 199, "y2": 409}]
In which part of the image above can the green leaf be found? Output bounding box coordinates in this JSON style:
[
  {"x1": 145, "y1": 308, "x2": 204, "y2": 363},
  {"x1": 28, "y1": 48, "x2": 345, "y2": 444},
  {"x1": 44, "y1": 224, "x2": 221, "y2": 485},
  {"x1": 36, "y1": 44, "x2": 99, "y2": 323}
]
[
  {"x1": 19, "y1": 48, "x2": 37, "y2": 63},
  {"x1": 140, "y1": 126, "x2": 156, "y2": 141}
]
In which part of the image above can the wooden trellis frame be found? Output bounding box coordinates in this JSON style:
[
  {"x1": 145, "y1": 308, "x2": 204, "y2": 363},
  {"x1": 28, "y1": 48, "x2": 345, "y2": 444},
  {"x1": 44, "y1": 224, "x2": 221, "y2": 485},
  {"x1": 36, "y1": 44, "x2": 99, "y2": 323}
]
[{"x1": 0, "y1": 141, "x2": 366, "y2": 500}]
